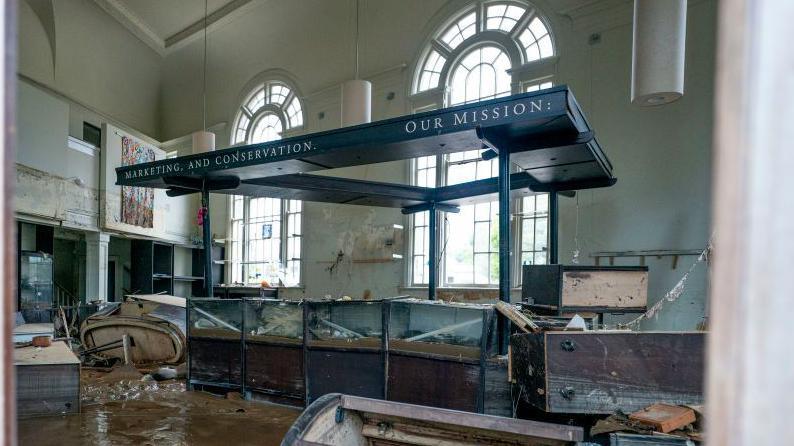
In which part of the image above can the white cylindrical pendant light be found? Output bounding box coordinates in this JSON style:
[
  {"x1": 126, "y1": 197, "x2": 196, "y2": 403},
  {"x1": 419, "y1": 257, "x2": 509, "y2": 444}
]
[
  {"x1": 631, "y1": 0, "x2": 687, "y2": 106},
  {"x1": 341, "y1": 79, "x2": 372, "y2": 127},
  {"x1": 192, "y1": 130, "x2": 215, "y2": 154}
]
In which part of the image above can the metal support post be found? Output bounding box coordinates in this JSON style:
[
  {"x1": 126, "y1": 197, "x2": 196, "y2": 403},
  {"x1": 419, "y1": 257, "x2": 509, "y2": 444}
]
[
  {"x1": 498, "y1": 149, "x2": 511, "y2": 355},
  {"x1": 549, "y1": 192, "x2": 559, "y2": 264},
  {"x1": 201, "y1": 185, "x2": 213, "y2": 297},
  {"x1": 428, "y1": 204, "x2": 437, "y2": 300}
]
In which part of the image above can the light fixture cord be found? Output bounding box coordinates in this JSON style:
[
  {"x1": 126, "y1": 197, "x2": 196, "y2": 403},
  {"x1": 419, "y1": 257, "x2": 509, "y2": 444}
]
[
  {"x1": 354, "y1": 0, "x2": 360, "y2": 79},
  {"x1": 203, "y1": 0, "x2": 208, "y2": 131}
]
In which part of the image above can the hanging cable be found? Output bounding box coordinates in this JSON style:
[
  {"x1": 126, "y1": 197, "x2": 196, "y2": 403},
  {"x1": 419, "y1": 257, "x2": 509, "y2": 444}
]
[
  {"x1": 354, "y1": 0, "x2": 360, "y2": 80},
  {"x1": 203, "y1": 0, "x2": 208, "y2": 131}
]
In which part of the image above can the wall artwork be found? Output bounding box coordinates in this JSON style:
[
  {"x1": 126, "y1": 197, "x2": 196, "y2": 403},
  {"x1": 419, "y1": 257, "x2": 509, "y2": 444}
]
[{"x1": 120, "y1": 136, "x2": 155, "y2": 228}]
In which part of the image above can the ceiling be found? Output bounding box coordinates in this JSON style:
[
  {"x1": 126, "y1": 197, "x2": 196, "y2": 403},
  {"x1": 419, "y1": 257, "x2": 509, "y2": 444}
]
[
  {"x1": 92, "y1": 0, "x2": 258, "y2": 55},
  {"x1": 94, "y1": 0, "x2": 632, "y2": 56},
  {"x1": 115, "y1": 0, "x2": 235, "y2": 41}
]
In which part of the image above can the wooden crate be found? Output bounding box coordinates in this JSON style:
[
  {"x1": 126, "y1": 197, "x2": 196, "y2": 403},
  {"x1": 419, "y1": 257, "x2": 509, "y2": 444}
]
[
  {"x1": 511, "y1": 331, "x2": 704, "y2": 414},
  {"x1": 15, "y1": 341, "x2": 80, "y2": 416},
  {"x1": 522, "y1": 265, "x2": 648, "y2": 313}
]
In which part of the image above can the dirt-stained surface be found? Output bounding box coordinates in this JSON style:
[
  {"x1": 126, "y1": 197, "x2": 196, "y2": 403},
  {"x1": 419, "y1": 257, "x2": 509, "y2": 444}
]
[{"x1": 17, "y1": 369, "x2": 299, "y2": 446}]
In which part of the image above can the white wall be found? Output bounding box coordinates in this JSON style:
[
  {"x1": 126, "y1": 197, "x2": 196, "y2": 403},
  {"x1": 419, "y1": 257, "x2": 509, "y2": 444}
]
[{"x1": 19, "y1": 0, "x2": 162, "y2": 138}]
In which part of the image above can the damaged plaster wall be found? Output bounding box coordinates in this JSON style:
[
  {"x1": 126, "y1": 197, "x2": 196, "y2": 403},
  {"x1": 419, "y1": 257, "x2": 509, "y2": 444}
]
[{"x1": 555, "y1": 0, "x2": 716, "y2": 330}]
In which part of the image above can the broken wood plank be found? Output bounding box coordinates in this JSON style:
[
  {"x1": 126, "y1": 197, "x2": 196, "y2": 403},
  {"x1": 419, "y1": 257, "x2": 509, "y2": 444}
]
[
  {"x1": 495, "y1": 301, "x2": 540, "y2": 333},
  {"x1": 629, "y1": 404, "x2": 696, "y2": 433}
]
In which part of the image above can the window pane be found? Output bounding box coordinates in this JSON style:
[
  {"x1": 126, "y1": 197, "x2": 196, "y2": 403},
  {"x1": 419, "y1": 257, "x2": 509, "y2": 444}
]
[
  {"x1": 486, "y1": 4, "x2": 526, "y2": 33},
  {"x1": 474, "y1": 254, "x2": 489, "y2": 284},
  {"x1": 269, "y1": 83, "x2": 291, "y2": 105},
  {"x1": 441, "y1": 12, "x2": 477, "y2": 50},
  {"x1": 418, "y1": 50, "x2": 447, "y2": 91},
  {"x1": 519, "y1": 193, "x2": 549, "y2": 277},
  {"x1": 251, "y1": 113, "x2": 283, "y2": 144},
  {"x1": 444, "y1": 205, "x2": 474, "y2": 284},
  {"x1": 246, "y1": 88, "x2": 266, "y2": 112},
  {"x1": 449, "y1": 46, "x2": 512, "y2": 105},
  {"x1": 519, "y1": 18, "x2": 554, "y2": 62},
  {"x1": 474, "y1": 222, "x2": 489, "y2": 251}
]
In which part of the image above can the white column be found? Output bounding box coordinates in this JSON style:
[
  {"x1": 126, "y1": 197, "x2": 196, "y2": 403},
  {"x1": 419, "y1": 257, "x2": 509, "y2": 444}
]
[
  {"x1": 85, "y1": 232, "x2": 110, "y2": 302},
  {"x1": 708, "y1": 0, "x2": 794, "y2": 445}
]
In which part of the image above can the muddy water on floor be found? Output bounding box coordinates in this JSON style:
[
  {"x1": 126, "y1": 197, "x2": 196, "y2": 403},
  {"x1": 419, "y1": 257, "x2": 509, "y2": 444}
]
[{"x1": 18, "y1": 374, "x2": 299, "y2": 446}]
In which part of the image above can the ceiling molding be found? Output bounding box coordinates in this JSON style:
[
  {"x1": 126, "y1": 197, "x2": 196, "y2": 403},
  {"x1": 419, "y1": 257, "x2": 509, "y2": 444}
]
[
  {"x1": 92, "y1": 0, "x2": 166, "y2": 56},
  {"x1": 91, "y1": 0, "x2": 257, "y2": 57},
  {"x1": 164, "y1": 0, "x2": 255, "y2": 50}
]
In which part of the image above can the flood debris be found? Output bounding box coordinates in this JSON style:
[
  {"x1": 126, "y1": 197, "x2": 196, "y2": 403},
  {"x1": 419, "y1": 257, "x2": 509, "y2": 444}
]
[
  {"x1": 19, "y1": 366, "x2": 299, "y2": 446},
  {"x1": 628, "y1": 403, "x2": 697, "y2": 433},
  {"x1": 591, "y1": 404, "x2": 703, "y2": 443}
]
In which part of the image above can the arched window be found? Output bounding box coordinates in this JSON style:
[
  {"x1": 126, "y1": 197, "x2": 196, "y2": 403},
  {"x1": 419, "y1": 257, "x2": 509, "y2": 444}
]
[
  {"x1": 228, "y1": 81, "x2": 304, "y2": 286},
  {"x1": 231, "y1": 81, "x2": 304, "y2": 145},
  {"x1": 409, "y1": 1, "x2": 554, "y2": 287}
]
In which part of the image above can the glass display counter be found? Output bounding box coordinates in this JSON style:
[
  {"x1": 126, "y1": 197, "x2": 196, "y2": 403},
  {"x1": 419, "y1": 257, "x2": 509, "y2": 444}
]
[
  {"x1": 386, "y1": 298, "x2": 496, "y2": 413},
  {"x1": 243, "y1": 299, "x2": 304, "y2": 405},
  {"x1": 188, "y1": 298, "x2": 243, "y2": 389},
  {"x1": 304, "y1": 300, "x2": 385, "y2": 403}
]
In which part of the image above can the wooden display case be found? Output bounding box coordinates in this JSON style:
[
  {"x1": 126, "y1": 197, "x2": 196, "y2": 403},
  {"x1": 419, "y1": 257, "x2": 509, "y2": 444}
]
[
  {"x1": 386, "y1": 299, "x2": 496, "y2": 413},
  {"x1": 244, "y1": 299, "x2": 304, "y2": 406},
  {"x1": 510, "y1": 331, "x2": 704, "y2": 414},
  {"x1": 304, "y1": 300, "x2": 385, "y2": 403},
  {"x1": 188, "y1": 298, "x2": 244, "y2": 390}
]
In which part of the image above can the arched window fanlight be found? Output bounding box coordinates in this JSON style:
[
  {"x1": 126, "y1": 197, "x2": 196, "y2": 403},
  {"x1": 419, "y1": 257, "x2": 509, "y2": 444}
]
[
  {"x1": 415, "y1": 1, "x2": 555, "y2": 94},
  {"x1": 231, "y1": 81, "x2": 304, "y2": 145}
]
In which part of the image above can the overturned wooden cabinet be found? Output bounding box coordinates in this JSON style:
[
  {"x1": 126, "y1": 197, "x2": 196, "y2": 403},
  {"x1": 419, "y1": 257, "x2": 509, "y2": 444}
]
[{"x1": 511, "y1": 331, "x2": 704, "y2": 414}]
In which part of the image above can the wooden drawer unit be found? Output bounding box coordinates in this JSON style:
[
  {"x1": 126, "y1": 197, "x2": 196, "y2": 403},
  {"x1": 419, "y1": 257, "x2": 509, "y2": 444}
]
[
  {"x1": 511, "y1": 331, "x2": 704, "y2": 414},
  {"x1": 522, "y1": 265, "x2": 648, "y2": 313}
]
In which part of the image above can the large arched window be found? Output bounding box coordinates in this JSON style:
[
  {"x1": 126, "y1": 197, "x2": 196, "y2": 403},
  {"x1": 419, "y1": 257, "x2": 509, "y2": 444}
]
[
  {"x1": 228, "y1": 81, "x2": 304, "y2": 286},
  {"x1": 409, "y1": 1, "x2": 554, "y2": 287},
  {"x1": 231, "y1": 81, "x2": 304, "y2": 145}
]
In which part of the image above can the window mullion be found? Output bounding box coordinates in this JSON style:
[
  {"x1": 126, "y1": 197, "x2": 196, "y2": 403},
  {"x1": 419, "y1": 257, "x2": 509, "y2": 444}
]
[
  {"x1": 475, "y1": 1, "x2": 485, "y2": 33},
  {"x1": 430, "y1": 39, "x2": 452, "y2": 59},
  {"x1": 512, "y1": 8, "x2": 535, "y2": 40}
]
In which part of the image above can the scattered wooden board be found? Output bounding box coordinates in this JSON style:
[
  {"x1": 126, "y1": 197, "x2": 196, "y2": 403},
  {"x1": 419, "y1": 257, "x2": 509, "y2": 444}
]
[
  {"x1": 629, "y1": 403, "x2": 696, "y2": 433},
  {"x1": 494, "y1": 301, "x2": 540, "y2": 333}
]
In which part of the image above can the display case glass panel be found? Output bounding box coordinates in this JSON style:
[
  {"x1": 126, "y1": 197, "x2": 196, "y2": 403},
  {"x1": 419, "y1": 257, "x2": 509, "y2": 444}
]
[
  {"x1": 306, "y1": 301, "x2": 383, "y2": 350},
  {"x1": 244, "y1": 299, "x2": 303, "y2": 344},
  {"x1": 388, "y1": 299, "x2": 494, "y2": 360}
]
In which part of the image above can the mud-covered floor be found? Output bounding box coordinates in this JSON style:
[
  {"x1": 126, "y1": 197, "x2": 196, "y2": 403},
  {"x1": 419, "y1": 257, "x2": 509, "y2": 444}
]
[{"x1": 17, "y1": 369, "x2": 300, "y2": 446}]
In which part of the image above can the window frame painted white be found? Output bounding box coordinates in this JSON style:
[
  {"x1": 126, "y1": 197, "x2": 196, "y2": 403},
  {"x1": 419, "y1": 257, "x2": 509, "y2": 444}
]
[
  {"x1": 227, "y1": 80, "x2": 305, "y2": 287},
  {"x1": 406, "y1": 0, "x2": 558, "y2": 288}
]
